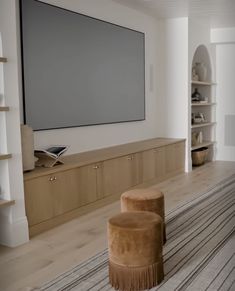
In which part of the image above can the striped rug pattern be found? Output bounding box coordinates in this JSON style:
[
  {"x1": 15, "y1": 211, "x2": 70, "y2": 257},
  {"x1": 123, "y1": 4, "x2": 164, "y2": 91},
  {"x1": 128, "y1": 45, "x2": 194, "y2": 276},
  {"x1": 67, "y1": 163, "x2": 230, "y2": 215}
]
[{"x1": 38, "y1": 175, "x2": 235, "y2": 291}]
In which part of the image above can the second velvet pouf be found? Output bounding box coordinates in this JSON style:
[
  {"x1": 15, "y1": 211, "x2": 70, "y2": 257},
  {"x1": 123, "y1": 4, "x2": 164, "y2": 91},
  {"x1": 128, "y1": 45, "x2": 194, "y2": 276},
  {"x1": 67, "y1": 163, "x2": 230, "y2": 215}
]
[{"x1": 121, "y1": 188, "x2": 166, "y2": 244}]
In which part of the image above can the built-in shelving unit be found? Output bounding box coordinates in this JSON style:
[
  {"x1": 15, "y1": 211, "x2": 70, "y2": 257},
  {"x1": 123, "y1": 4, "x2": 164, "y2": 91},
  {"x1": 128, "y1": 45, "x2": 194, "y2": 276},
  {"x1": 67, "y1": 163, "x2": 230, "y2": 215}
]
[
  {"x1": 0, "y1": 56, "x2": 13, "y2": 209},
  {"x1": 190, "y1": 45, "x2": 216, "y2": 169}
]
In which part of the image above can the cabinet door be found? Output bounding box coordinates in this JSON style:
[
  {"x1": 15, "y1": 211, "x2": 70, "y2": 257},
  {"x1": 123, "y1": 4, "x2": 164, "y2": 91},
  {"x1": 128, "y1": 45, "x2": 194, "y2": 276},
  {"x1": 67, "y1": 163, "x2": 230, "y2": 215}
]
[
  {"x1": 175, "y1": 142, "x2": 185, "y2": 171},
  {"x1": 102, "y1": 153, "x2": 140, "y2": 197},
  {"x1": 165, "y1": 142, "x2": 185, "y2": 174},
  {"x1": 165, "y1": 144, "x2": 174, "y2": 174},
  {"x1": 141, "y1": 149, "x2": 156, "y2": 182},
  {"x1": 52, "y1": 169, "x2": 80, "y2": 216},
  {"x1": 77, "y1": 164, "x2": 98, "y2": 206},
  {"x1": 141, "y1": 147, "x2": 166, "y2": 182},
  {"x1": 154, "y1": 147, "x2": 166, "y2": 180},
  {"x1": 24, "y1": 176, "x2": 54, "y2": 226}
]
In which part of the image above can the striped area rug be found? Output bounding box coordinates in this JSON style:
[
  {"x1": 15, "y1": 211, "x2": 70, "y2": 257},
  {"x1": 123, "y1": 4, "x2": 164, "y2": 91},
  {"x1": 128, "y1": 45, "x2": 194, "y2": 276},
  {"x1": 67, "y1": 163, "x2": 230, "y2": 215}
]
[{"x1": 38, "y1": 174, "x2": 235, "y2": 291}]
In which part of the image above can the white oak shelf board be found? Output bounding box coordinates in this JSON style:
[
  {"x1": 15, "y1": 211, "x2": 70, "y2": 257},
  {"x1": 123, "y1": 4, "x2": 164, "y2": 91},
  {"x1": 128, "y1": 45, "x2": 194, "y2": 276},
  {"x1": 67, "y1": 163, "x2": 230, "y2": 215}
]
[
  {"x1": 0, "y1": 199, "x2": 15, "y2": 208},
  {"x1": 191, "y1": 122, "x2": 216, "y2": 129},
  {"x1": 191, "y1": 102, "x2": 216, "y2": 107},
  {"x1": 191, "y1": 80, "x2": 216, "y2": 86},
  {"x1": 0, "y1": 154, "x2": 12, "y2": 160},
  {"x1": 0, "y1": 57, "x2": 7, "y2": 63},
  {"x1": 0, "y1": 106, "x2": 10, "y2": 112},
  {"x1": 191, "y1": 141, "x2": 216, "y2": 151}
]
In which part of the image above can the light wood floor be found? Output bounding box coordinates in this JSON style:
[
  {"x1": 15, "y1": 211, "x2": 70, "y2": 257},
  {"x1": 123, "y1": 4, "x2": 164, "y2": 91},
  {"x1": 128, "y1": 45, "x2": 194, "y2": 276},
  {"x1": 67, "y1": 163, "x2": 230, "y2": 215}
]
[{"x1": 0, "y1": 161, "x2": 235, "y2": 291}]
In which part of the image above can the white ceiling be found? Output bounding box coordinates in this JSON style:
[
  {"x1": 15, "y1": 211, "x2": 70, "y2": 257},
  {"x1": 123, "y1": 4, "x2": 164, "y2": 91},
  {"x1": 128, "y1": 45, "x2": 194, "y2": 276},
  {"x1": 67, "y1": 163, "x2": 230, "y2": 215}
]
[{"x1": 113, "y1": 0, "x2": 235, "y2": 28}]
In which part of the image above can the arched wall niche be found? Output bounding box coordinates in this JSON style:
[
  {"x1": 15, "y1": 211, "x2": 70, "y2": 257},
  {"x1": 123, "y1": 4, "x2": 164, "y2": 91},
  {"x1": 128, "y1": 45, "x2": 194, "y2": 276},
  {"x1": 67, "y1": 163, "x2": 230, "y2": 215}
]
[
  {"x1": 189, "y1": 44, "x2": 216, "y2": 171},
  {"x1": 192, "y1": 44, "x2": 212, "y2": 82}
]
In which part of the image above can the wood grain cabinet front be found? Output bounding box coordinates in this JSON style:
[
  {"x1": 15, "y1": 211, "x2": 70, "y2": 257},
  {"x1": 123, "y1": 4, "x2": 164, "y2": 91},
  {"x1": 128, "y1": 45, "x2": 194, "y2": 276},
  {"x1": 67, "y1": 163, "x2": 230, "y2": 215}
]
[
  {"x1": 165, "y1": 142, "x2": 185, "y2": 174},
  {"x1": 24, "y1": 138, "x2": 185, "y2": 236},
  {"x1": 175, "y1": 142, "x2": 185, "y2": 171},
  {"x1": 102, "y1": 153, "x2": 141, "y2": 197},
  {"x1": 76, "y1": 163, "x2": 102, "y2": 206},
  {"x1": 24, "y1": 176, "x2": 54, "y2": 226},
  {"x1": 52, "y1": 169, "x2": 80, "y2": 216},
  {"x1": 141, "y1": 147, "x2": 166, "y2": 183},
  {"x1": 24, "y1": 168, "x2": 80, "y2": 226}
]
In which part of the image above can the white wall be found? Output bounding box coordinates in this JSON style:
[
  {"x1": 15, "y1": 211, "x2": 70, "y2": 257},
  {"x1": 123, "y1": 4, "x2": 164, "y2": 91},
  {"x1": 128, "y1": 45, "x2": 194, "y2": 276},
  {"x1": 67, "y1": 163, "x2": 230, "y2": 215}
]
[
  {"x1": 189, "y1": 20, "x2": 215, "y2": 81},
  {"x1": 211, "y1": 27, "x2": 235, "y2": 44},
  {"x1": 161, "y1": 18, "x2": 189, "y2": 169},
  {"x1": 23, "y1": 0, "x2": 163, "y2": 155},
  {"x1": 211, "y1": 28, "x2": 235, "y2": 161},
  {"x1": 162, "y1": 18, "x2": 189, "y2": 138}
]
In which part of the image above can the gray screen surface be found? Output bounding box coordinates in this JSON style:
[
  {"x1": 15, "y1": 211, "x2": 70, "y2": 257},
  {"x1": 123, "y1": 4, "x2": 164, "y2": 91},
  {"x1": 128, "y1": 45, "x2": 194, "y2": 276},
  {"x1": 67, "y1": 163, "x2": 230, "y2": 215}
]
[{"x1": 21, "y1": 0, "x2": 145, "y2": 130}]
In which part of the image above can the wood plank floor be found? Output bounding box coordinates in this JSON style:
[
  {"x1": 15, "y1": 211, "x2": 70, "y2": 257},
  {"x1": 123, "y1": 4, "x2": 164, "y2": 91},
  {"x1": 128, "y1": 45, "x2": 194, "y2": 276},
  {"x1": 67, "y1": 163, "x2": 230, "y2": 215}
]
[{"x1": 0, "y1": 161, "x2": 235, "y2": 291}]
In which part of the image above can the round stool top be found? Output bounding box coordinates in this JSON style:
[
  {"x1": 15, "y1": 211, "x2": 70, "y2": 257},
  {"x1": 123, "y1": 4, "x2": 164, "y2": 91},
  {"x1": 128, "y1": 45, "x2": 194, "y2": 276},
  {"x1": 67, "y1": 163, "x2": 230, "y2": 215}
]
[
  {"x1": 121, "y1": 188, "x2": 163, "y2": 201},
  {"x1": 109, "y1": 211, "x2": 162, "y2": 230}
]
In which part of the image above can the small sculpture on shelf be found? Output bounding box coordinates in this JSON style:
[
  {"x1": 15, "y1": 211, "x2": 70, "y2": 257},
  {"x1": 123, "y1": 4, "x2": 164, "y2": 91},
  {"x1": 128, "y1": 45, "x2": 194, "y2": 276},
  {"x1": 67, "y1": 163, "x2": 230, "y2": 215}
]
[
  {"x1": 191, "y1": 88, "x2": 202, "y2": 102},
  {"x1": 192, "y1": 112, "x2": 206, "y2": 124},
  {"x1": 191, "y1": 131, "x2": 203, "y2": 146},
  {"x1": 192, "y1": 88, "x2": 209, "y2": 104}
]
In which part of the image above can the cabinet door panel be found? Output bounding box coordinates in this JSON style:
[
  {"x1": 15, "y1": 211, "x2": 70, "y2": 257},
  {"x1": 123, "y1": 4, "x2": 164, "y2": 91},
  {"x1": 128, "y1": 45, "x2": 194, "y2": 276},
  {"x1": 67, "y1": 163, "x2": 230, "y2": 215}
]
[
  {"x1": 141, "y1": 148, "x2": 166, "y2": 182},
  {"x1": 165, "y1": 144, "x2": 176, "y2": 174},
  {"x1": 154, "y1": 147, "x2": 166, "y2": 180},
  {"x1": 175, "y1": 142, "x2": 185, "y2": 171},
  {"x1": 77, "y1": 165, "x2": 97, "y2": 206},
  {"x1": 132, "y1": 153, "x2": 141, "y2": 186},
  {"x1": 142, "y1": 149, "x2": 155, "y2": 182},
  {"x1": 102, "y1": 154, "x2": 140, "y2": 197},
  {"x1": 24, "y1": 177, "x2": 53, "y2": 226},
  {"x1": 96, "y1": 163, "x2": 104, "y2": 200},
  {"x1": 165, "y1": 142, "x2": 185, "y2": 174},
  {"x1": 52, "y1": 169, "x2": 80, "y2": 216},
  {"x1": 119, "y1": 154, "x2": 138, "y2": 192}
]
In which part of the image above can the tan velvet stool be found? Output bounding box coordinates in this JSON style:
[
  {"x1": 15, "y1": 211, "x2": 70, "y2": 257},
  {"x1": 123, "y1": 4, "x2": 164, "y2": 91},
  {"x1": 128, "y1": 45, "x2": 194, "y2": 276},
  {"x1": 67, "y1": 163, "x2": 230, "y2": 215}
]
[
  {"x1": 121, "y1": 188, "x2": 166, "y2": 244},
  {"x1": 108, "y1": 211, "x2": 164, "y2": 291}
]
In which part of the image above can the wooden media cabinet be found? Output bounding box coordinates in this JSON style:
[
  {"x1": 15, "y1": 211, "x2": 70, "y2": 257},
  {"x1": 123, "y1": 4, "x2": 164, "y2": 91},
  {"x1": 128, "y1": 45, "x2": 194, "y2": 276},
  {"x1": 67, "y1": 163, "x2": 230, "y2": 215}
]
[{"x1": 24, "y1": 138, "x2": 185, "y2": 237}]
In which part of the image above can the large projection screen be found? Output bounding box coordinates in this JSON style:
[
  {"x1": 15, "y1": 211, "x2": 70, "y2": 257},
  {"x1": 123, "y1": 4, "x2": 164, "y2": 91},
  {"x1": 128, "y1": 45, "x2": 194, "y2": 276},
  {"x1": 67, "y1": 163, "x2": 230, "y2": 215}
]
[{"x1": 20, "y1": 0, "x2": 145, "y2": 131}]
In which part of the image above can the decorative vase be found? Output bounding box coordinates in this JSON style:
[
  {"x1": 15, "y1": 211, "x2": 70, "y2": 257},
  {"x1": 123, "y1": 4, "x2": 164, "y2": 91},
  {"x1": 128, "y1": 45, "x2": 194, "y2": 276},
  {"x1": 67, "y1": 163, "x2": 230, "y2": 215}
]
[
  {"x1": 192, "y1": 88, "x2": 202, "y2": 102},
  {"x1": 195, "y1": 62, "x2": 207, "y2": 81},
  {"x1": 192, "y1": 66, "x2": 199, "y2": 81},
  {"x1": 21, "y1": 124, "x2": 35, "y2": 171}
]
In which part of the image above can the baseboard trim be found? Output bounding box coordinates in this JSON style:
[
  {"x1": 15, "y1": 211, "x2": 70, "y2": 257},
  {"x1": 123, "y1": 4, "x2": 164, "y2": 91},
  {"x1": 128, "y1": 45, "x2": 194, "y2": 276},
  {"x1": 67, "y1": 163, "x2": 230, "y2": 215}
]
[{"x1": 0, "y1": 216, "x2": 29, "y2": 247}]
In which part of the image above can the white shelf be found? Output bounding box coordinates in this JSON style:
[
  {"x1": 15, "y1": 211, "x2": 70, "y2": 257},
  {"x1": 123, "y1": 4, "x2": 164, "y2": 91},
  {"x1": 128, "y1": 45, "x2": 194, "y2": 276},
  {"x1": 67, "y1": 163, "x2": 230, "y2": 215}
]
[
  {"x1": 191, "y1": 122, "x2": 216, "y2": 129},
  {"x1": 191, "y1": 102, "x2": 216, "y2": 107},
  {"x1": 191, "y1": 141, "x2": 216, "y2": 151},
  {"x1": 191, "y1": 81, "x2": 216, "y2": 86}
]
